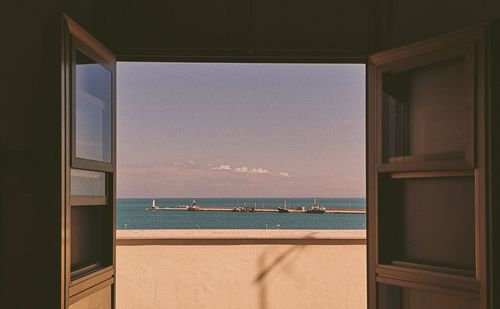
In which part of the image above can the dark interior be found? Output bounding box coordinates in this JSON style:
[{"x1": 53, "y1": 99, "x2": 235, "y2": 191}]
[
  {"x1": 379, "y1": 175, "x2": 475, "y2": 272},
  {"x1": 3, "y1": 1, "x2": 500, "y2": 308},
  {"x1": 70, "y1": 205, "x2": 112, "y2": 279}
]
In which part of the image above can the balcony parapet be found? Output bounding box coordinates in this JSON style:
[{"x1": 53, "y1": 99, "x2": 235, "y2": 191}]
[{"x1": 116, "y1": 229, "x2": 366, "y2": 246}]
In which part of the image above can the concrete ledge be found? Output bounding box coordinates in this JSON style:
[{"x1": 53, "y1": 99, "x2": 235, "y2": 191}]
[{"x1": 116, "y1": 229, "x2": 366, "y2": 246}]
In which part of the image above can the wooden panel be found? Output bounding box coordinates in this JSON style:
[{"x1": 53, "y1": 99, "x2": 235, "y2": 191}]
[
  {"x1": 69, "y1": 285, "x2": 112, "y2": 309},
  {"x1": 401, "y1": 177, "x2": 475, "y2": 269},
  {"x1": 369, "y1": 23, "x2": 490, "y2": 309},
  {"x1": 378, "y1": 283, "x2": 402, "y2": 309},
  {"x1": 377, "y1": 283, "x2": 479, "y2": 309},
  {"x1": 488, "y1": 19, "x2": 500, "y2": 309},
  {"x1": 379, "y1": 176, "x2": 475, "y2": 271},
  {"x1": 401, "y1": 286, "x2": 479, "y2": 309},
  {"x1": 70, "y1": 267, "x2": 114, "y2": 297},
  {"x1": 71, "y1": 206, "x2": 113, "y2": 279},
  {"x1": 63, "y1": 16, "x2": 117, "y2": 308},
  {"x1": 376, "y1": 264, "x2": 479, "y2": 296},
  {"x1": 381, "y1": 55, "x2": 472, "y2": 167}
]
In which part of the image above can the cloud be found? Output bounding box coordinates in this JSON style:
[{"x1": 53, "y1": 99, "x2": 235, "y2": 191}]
[
  {"x1": 172, "y1": 160, "x2": 196, "y2": 167},
  {"x1": 213, "y1": 164, "x2": 231, "y2": 171},
  {"x1": 211, "y1": 164, "x2": 290, "y2": 177},
  {"x1": 234, "y1": 167, "x2": 269, "y2": 174}
]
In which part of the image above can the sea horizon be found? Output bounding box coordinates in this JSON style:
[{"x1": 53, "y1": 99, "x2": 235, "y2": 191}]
[{"x1": 117, "y1": 197, "x2": 366, "y2": 230}]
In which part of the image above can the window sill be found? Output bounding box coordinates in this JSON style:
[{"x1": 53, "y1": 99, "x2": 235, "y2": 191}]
[{"x1": 116, "y1": 229, "x2": 366, "y2": 246}]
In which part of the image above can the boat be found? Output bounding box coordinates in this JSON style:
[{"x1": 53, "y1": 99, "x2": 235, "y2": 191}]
[
  {"x1": 232, "y1": 206, "x2": 246, "y2": 212},
  {"x1": 233, "y1": 202, "x2": 256, "y2": 212},
  {"x1": 305, "y1": 198, "x2": 326, "y2": 214},
  {"x1": 187, "y1": 199, "x2": 201, "y2": 211},
  {"x1": 277, "y1": 200, "x2": 291, "y2": 213}
]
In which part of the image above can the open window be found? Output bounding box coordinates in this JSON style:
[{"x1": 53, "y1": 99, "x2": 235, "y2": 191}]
[
  {"x1": 367, "y1": 25, "x2": 487, "y2": 308},
  {"x1": 63, "y1": 15, "x2": 116, "y2": 308},
  {"x1": 116, "y1": 62, "x2": 366, "y2": 230}
]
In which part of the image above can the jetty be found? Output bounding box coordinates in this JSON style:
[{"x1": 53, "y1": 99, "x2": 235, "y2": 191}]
[{"x1": 146, "y1": 199, "x2": 365, "y2": 215}]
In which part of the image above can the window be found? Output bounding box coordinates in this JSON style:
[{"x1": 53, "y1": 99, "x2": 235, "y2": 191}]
[{"x1": 116, "y1": 62, "x2": 365, "y2": 230}]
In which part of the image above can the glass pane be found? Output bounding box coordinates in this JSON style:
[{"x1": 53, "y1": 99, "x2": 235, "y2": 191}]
[
  {"x1": 382, "y1": 57, "x2": 468, "y2": 163},
  {"x1": 71, "y1": 169, "x2": 106, "y2": 196},
  {"x1": 75, "y1": 51, "x2": 112, "y2": 163}
]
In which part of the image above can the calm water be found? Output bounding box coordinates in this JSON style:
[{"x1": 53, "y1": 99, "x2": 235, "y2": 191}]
[{"x1": 117, "y1": 198, "x2": 366, "y2": 230}]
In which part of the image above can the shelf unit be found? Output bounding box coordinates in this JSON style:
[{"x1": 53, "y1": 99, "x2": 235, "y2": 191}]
[
  {"x1": 368, "y1": 24, "x2": 488, "y2": 308},
  {"x1": 63, "y1": 15, "x2": 116, "y2": 308}
]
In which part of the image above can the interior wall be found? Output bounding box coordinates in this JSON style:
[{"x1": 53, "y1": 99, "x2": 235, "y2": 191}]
[
  {"x1": 2, "y1": 1, "x2": 63, "y2": 308},
  {"x1": 0, "y1": 1, "x2": 110, "y2": 308},
  {"x1": 109, "y1": 0, "x2": 500, "y2": 56},
  {"x1": 376, "y1": 0, "x2": 500, "y2": 50},
  {"x1": 3, "y1": 1, "x2": 499, "y2": 308},
  {"x1": 109, "y1": 0, "x2": 376, "y2": 57},
  {"x1": 63, "y1": 0, "x2": 112, "y2": 44}
]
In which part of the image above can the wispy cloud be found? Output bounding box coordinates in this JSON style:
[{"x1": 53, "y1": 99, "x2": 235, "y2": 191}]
[
  {"x1": 172, "y1": 160, "x2": 196, "y2": 167},
  {"x1": 212, "y1": 163, "x2": 291, "y2": 177},
  {"x1": 235, "y1": 167, "x2": 269, "y2": 174},
  {"x1": 212, "y1": 164, "x2": 231, "y2": 171}
]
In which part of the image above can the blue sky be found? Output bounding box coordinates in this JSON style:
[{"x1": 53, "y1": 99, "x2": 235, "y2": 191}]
[{"x1": 117, "y1": 62, "x2": 365, "y2": 198}]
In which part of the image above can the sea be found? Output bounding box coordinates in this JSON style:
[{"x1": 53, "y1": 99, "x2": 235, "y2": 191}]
[{"x1": 117, "y1": 197, "x2": 366, "y2": 230}]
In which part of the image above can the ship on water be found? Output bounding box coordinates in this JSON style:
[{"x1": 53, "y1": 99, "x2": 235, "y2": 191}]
[
  {"x1": 232, "y1": 202, "x2": 256, "y2": 212},
  {"x1": 187, "y1": 199, "x2": 201, "y2": 211},
  {"x1": 305, "y1": 198, "x2": 327, "y2": 214},
  {"x1": 277, "y1": 200, "x2": 291, "y2": 213}
]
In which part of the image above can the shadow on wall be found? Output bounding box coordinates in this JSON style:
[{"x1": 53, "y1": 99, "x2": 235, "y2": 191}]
[
  {"x1": 253, "y1": 233, "x2": 322, "y2": 309},
  {"x1": 115, "y1": 231, "x2": 367, "y2": 309}
]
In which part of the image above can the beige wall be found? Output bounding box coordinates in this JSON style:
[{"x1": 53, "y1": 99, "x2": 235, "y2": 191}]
[{"x1": 116, "y1": 230, "x2": 366, "y2": 309}]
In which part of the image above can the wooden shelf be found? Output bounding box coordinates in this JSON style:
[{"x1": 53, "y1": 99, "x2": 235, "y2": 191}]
[
  {"x1": 378, "y1": 159, "x2": 473, "y2": 173},
  {"x1": 388, "y1": 152, "x2": 465, "y2": 163},
  {"x1": 389, "y1": 261, "x2": 475, "y2": 277},
  {"x1": 388, "y1": 169, "x2": 474, "y2": 179}
]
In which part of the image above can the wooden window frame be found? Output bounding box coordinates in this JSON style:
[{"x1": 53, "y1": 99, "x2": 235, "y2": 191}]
[
  {"x1": 63, "y1": 14, "x2": 117, "y2": 308},
  {"x1": 373, "y1": 44, "x2": 476, "y2": 173},
  {"x1": 367, "y1": 24, "x2": 488, "y2": 308},
  {"x1": 69, "y1": 19, "x2": 116, "y2": 173}
]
